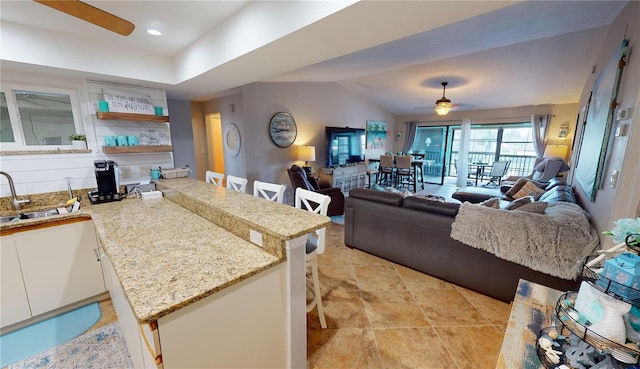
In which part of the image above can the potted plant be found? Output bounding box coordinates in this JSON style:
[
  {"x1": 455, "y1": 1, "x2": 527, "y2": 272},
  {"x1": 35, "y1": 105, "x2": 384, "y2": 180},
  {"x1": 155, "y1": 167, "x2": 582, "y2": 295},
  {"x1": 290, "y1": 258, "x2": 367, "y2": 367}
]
[{"x1": 69, "y1": 133, "x2": 87, "y2": 149}]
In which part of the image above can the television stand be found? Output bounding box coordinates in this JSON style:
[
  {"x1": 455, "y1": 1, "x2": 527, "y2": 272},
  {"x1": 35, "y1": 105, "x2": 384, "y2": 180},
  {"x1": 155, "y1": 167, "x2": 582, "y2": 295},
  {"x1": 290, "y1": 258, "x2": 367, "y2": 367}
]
[{"x1": 319, "y1": 163, "x2": 366, "y2": 195}]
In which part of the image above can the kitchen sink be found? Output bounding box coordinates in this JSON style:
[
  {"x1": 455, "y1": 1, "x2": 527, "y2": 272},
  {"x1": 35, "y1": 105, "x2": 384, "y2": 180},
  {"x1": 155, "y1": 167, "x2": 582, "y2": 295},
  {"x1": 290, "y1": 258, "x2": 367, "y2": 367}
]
[
  {"x1": 22, "y1": 209, "x2": 61, "y2": 219},
  {"x1": 0, "y1": 215, "x2": 18, "y2": 223},
  {"x1": 0, "y1": 209, "x2": 62, "y2": 223}
]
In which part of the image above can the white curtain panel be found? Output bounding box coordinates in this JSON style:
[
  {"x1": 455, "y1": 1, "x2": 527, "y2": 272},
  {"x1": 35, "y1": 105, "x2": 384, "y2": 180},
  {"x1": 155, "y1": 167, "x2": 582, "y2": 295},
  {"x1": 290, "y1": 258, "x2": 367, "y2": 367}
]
[
  {"x1": 403, "y1": 121, "x2": 419, "y2": 153},
  {"x1": 531, "y1": 114, "x2": 551, "y2": 158},
  {"x1": 456, "y1": 118, "x2": 471, "y2": 187}
]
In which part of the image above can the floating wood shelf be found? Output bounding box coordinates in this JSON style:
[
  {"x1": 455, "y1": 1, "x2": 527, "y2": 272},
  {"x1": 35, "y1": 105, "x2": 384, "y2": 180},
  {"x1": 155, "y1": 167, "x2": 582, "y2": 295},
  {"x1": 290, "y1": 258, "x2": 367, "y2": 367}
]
[
  {"x1": 97, "y1": 112, "x2": 170, "y2": 123},
  {"x1": 103, "y1": 145, "x2": 173, "y2": 154}
]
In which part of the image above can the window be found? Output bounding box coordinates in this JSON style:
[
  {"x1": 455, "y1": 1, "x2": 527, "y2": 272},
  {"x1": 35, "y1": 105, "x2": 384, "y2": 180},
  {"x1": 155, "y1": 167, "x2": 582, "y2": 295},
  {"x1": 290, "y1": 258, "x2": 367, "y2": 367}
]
[
  {"x1": 0, "y1": 85, "x2": 83, "y2": 149},
  {"x1": 447, "y1": 122, "x2": 537, "y2": 177},
  {"x1": 1, "y1": 92, "x2": 14, "y2": 142}
]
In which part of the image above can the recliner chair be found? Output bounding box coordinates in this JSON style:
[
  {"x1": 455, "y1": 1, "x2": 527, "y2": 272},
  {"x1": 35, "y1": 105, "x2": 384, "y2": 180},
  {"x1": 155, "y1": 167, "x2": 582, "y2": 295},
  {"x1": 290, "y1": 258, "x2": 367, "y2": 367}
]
[
  {"x1": 501, "y1": 157, "x2": 570, "y2": 192},
  {"x1": 287, "y1": 165, "x2": 345, "y2": 216}
]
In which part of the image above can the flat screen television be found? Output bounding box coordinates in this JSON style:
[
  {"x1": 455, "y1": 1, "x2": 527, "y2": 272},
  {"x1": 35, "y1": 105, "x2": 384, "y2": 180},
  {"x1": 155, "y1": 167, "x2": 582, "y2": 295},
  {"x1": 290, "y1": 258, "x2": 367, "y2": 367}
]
[{"x1": 325, "y1": 126, "x2": 366, "y2": 167}]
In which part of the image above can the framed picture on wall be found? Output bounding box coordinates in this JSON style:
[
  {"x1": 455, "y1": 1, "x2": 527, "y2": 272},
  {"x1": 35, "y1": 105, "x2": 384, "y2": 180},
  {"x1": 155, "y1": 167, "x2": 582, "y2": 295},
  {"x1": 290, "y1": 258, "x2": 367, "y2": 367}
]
[
  {"x1": 366, "y1": 120, "x2": 387, "y2": 149},
  {"x1": 574, "y1": 39, "x2": 629, "y2": 201}
]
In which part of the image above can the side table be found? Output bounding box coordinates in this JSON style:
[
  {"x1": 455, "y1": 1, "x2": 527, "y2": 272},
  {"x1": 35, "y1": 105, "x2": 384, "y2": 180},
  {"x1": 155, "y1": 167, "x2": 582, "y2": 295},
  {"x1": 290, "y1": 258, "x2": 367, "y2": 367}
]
[{"x1": 496, "y1": 279, "x2": 563, "y2": 369}]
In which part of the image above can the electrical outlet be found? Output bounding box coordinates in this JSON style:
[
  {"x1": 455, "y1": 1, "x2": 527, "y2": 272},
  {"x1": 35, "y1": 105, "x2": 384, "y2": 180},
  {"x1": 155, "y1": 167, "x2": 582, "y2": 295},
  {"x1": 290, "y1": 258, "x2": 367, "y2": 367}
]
[
  {"x1": 120, "y1": 166, "x2": 131, "y2": 178},
  {"x1": 139, "y1": 165, "x2": 151, "y2": 177}
]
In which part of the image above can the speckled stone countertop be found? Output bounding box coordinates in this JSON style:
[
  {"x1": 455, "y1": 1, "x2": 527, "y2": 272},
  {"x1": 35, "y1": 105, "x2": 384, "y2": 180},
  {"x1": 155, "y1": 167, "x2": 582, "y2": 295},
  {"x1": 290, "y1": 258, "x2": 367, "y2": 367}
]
[
  {"x1": 155, "y1": 178, "x2": 331, "y2": 259},
  {"x1": 1, "y1": 180, "x2": 330, "y2": 324},
  {"x1": 88, "y1": 197, "x2": 281, "y2": 323}
]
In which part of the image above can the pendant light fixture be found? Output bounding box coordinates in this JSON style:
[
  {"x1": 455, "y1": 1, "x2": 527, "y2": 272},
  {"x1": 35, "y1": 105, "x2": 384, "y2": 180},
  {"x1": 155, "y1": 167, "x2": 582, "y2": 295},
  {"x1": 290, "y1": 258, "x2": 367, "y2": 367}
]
[{"x1": 434, "y1": 81, "x2": 453, "y2": 116}]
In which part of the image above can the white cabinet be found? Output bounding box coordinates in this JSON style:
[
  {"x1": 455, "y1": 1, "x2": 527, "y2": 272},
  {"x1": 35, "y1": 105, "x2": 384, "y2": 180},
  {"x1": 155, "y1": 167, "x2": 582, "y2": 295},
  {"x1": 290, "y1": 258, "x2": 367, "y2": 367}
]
[
  {"x1": 102, "y1": 254, "x2": 155, "y2": 368},
  {"x1": 12, "y1": 220, "x2": 106, "y2": 317},
  {"x1": 319, "y1": 163, "x2": 367, "y2": 194},
  {"x1": 1, "y1": 235, "x2": 32, "y2": 328}
]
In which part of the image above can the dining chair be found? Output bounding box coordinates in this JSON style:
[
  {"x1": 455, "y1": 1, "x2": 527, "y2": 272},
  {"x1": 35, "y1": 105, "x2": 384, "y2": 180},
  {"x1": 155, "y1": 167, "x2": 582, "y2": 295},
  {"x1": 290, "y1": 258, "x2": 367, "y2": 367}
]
[
  {"x1": 205, "y1": 171, "x2": 225, "y2": 186},
  {"x1": 253, "y1": 180, "x2": 286, "y2": 203},
  {"x1": 366, "y1": 160, "x2": 379, "y2": 188},
  {"x1": 395, "y1": 155, "x2": 413, "y2": 191},
  {"x1": 226, "y1": 175, "x2": 248, "y2": 193},
  {"x1": 295, "y1": 187, "x2": 330, "y2": 329},
  {"x1": 377, "y1": 155, "x2": 395, "y2": 187}
]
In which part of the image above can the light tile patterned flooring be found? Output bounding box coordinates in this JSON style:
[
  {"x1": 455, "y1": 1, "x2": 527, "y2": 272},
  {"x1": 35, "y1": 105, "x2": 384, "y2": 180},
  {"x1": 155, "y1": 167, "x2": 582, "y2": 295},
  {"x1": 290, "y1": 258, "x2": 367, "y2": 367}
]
[
  {"x1": 307, "y1": 221, "x2": 513, "y2": 369},
  {"x1": 88, "y1": 209, "x2": 512, "y2": 369}
]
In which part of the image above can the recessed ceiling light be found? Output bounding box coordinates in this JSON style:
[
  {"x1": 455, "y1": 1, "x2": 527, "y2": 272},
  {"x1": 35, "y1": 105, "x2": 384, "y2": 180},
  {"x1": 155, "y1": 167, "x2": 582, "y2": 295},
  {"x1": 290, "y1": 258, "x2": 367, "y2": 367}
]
[{"x1": 147, "y1": 29, "x2": 162, "y2": 36}]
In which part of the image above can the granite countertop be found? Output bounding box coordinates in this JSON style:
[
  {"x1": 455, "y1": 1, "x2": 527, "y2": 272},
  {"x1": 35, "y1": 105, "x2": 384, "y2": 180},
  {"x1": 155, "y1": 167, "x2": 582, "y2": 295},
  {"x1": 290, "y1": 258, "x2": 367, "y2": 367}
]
[
  {"x1": 155, "y1": 178, "x2": 331, "y2": 240},
  {"x1": 0, "y1": 179, "x2": 330, "y2": 324},
  {"x1": 88, "y1": 197, "x2": 281, "y2": 323}
]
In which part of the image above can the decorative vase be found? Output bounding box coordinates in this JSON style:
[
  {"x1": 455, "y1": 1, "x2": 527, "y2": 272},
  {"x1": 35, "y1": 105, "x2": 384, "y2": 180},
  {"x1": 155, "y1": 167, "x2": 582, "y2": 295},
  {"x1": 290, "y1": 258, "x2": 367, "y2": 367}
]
[
  {"x1": 589, "y1": 294, "x2": 630, "y2": 344},
  {"x1": 72, "y1": 140, "x2": 87, "y2": 149}
]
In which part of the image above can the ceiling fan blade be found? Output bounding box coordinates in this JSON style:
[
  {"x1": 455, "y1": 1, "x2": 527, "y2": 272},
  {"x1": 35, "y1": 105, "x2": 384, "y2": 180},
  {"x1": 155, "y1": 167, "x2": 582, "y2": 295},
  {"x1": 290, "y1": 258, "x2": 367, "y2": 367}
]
[{"x1": 34, "y1": 0, "x2": 135, "y2": 36}]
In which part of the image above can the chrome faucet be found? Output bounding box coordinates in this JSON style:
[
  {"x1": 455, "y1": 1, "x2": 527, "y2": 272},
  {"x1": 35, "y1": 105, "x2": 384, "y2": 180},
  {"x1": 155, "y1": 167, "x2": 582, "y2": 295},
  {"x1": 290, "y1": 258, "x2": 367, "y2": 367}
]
[{"x1": 0, "y1": 171, "x2": 30, "y2": 210}]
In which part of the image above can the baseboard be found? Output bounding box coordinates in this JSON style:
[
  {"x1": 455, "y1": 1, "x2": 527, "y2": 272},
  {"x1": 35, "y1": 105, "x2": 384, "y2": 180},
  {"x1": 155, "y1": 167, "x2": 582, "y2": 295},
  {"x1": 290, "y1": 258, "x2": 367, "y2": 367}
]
[{"x1": 0, "y1": 291, "x2": 110, "y2": 335}]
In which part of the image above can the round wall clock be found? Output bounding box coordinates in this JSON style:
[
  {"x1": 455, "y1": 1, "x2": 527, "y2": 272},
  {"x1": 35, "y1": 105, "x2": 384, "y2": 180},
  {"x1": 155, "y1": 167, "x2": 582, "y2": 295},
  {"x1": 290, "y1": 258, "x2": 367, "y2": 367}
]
[
  {"x1": 269, "y1": 112, "x2": 297, "y2": 148},
  {"x1": 224, "y1": 123, "x2": 241, "y2": 157}
]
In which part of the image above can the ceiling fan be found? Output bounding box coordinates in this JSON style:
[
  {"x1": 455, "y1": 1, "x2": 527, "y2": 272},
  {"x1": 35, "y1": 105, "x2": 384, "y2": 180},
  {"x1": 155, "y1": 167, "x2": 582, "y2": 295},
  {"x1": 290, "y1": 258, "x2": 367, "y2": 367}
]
[{"x1": 34, "y1": 0, "x2": 135, "y2": 36}]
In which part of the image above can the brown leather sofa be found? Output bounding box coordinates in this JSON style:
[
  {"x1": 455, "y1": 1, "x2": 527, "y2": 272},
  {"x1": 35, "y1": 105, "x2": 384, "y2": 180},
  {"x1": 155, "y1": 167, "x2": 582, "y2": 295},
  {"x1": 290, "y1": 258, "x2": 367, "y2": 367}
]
[
  {"x1": 344, "y1": 188, "x2": 579, "y2": 302},
  {"x1": 287, "y1": 165, "x2": 345, "y2": 216}
]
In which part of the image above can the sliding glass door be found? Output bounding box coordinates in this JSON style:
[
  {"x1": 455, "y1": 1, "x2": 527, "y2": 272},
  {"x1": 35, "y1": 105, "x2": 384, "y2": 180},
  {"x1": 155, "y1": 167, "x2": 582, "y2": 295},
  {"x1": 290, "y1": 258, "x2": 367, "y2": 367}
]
[{"x1": 411, "y1": 126, "x2": 448, "y2": 185}]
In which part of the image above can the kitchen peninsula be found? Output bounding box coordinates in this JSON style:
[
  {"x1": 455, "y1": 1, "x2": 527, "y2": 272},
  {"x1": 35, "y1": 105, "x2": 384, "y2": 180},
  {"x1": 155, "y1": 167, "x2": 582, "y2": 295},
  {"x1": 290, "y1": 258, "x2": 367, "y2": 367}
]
[
  {"x1": 3, "y1": 178, "x2": 329, "y2": 369},
  {"x1": 91, "y1": 178, "x2": 329, "y2": 369}
]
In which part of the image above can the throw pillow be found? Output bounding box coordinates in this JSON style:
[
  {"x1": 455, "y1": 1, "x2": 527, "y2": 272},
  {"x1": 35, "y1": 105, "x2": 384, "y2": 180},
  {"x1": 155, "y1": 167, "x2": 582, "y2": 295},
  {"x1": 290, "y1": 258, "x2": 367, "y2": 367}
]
[
  {"x1": 513, "y1": 180, "x2": 547, "y2": 199},
  {"x1": 515, "y1": 201, "x2": 548, "y2": 214},
  {"x1": 505, "y1": 196, "x2": 533, "y2": 210},
  {"x1": 505, "y1": 178, "x2": 529, "y2": 198},
  {"x1": 480, "y1": 197, "x2": 500, "y2": 208},
  {"x1": 371, "y1": 183, "x2": 385, "y2": 192}
]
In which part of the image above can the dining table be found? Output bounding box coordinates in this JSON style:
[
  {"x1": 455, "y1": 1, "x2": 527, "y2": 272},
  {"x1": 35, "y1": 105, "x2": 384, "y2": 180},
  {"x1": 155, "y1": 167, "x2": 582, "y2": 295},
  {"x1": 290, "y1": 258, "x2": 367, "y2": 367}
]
[
  {"x1": 469, "y1": 162, "x2": 491, "y2": 186},
  {"x1": 368, "y1": 157, "x2": 424, "y2": 191}
]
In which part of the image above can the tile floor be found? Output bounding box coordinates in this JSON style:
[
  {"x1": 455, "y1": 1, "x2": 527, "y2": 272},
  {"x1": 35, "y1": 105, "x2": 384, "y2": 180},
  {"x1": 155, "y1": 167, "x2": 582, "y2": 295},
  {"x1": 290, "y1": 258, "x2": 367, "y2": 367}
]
[
  {"x1": 306, "y1": 221, "x2": 513, "y2": 369},
  {"x1": 87, "y1": 214, "x2": 512, "y2": 369}
]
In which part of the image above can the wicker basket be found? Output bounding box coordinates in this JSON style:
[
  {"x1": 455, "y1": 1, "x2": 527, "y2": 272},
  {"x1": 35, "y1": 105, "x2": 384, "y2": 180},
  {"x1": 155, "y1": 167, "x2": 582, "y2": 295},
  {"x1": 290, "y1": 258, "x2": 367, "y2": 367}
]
[{"x1": 555, "y1": 292, "x2": 640, "y2": 364}]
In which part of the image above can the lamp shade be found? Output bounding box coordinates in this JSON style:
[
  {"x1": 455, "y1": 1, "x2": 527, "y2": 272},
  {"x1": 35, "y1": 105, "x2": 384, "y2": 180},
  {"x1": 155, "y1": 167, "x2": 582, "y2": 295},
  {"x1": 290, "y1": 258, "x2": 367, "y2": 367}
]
[
  {"x1": 434, "y1": 100, "x2": 453, "y2": 116},
  {"x1": 543, "y1": 144, "x2": 569, "y2": 160},
  {"x1": 298, "y1": 145, "x2": 316, "y2": 162},
  {"x1": 434, "y1": 81, "x2": 452, "y2": 116}
]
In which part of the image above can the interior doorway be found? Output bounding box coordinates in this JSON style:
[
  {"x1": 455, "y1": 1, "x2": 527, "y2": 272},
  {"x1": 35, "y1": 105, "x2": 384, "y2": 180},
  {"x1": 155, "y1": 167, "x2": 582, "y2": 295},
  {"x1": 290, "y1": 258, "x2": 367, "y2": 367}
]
[{"x1": 205, "y1": 113, "x2": 225, "y2": 176}]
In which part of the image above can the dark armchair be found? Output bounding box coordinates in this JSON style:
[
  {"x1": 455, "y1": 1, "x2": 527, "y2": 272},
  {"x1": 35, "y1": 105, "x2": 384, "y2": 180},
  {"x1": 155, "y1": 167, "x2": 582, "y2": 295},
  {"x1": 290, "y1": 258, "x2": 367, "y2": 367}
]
[{"x1": 287, "y1": 165, "x2": 345, "y2": 216}]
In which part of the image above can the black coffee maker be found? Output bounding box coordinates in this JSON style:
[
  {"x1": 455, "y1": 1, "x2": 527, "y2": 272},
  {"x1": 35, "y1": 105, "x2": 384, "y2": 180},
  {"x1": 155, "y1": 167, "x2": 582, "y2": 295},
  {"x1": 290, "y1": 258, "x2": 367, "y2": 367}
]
[{"x1": 89, "y1": 160, "x2": 123, "y2": 204}]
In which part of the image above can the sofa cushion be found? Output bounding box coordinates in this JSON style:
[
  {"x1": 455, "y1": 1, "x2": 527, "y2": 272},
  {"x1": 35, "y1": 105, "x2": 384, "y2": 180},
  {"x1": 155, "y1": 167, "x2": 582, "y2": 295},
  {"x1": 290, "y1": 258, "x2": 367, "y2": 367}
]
[
  {"x1": 513, "y1": 180, "x2": 546, "y2": 199},
  {"x1": 538, "y1": 185, "x2": 576, "y2": 203},
  {"x1": 504, "y1": 196, "x2": 533, "y2": 210},
  {"x1": 480, "y1": 197, "x2": 500, "y2": 208},
  {"x1": 504, "y1": 178, "x2": 548, "y2": 198},
  {"x1": 504, "y1": 178, "x2": 528, "y2": 197},
  {"x1": 545, "y1": 178, "x2": 567, "y2": 191},
  {"x1": 349, "y1": 188, "x2": 404, "y2": 206},
  {"x1": 402, "y1": 196, "x2": 459, "y2": 217},
  {"x1": 451, "y1": 186, "x2": 503, "y2": 204}
]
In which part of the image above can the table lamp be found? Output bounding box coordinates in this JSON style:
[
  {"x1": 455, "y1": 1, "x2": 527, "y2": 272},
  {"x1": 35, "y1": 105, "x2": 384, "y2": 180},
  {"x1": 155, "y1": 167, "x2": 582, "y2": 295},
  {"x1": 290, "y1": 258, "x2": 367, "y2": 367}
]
[
  {"x1": 298, "y1": 145, "x2": 316, "y2": 177},
  {"x1": 543, "y1": 144, "x2": 569, "y2": 160}
]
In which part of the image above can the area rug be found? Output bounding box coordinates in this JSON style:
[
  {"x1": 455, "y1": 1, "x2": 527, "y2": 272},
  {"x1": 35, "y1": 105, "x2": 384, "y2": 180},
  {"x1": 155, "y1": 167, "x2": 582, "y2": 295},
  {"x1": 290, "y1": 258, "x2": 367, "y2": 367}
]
[
  {"x1": 8, "y1": 322, "x2": 133, "y2": 369},
  {"x1": 330, "y1": 215, "x2": 344, "y2": 225},
  {"x1": 0, "y1": 302, "x2": 101, "y2": 367}
]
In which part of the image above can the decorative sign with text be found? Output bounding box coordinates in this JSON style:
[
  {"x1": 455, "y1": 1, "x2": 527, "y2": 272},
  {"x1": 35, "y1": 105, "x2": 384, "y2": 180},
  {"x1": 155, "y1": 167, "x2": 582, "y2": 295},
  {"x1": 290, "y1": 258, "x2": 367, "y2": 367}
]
[{"x1": 103, "y1": 89, "x2": 155, "y2": 114}]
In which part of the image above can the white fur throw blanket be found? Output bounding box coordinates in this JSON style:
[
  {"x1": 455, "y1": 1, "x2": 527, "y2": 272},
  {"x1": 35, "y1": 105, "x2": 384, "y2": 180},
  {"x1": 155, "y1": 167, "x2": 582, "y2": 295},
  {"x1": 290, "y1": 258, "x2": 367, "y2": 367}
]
[{"x1": 450, "y1": 202, "x2": 599, "y2": 279}]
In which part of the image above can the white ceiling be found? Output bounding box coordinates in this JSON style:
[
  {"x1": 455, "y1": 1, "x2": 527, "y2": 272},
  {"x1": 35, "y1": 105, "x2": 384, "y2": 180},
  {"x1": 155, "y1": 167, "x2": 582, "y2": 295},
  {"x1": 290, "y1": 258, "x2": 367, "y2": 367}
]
[{"x1": 0, "y1": 1, "x2": 629, "y2": 115}]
